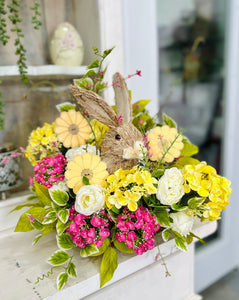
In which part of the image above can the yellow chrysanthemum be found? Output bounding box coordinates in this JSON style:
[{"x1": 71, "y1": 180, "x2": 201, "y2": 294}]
[
  {"x1": 105, "y1": 167, "x2": 157, "y2": 211},
  {"x1": 147, "y1": 125, "x2": 184, "y2": 163},
  {"x1": 90, "y1": 119, "x2": 109, "y2": 148},
  {"x1": 54, "y1": 110, "x2": 91, "y2": 148},
  {"x1": 25, "y1": 123, "x2": 60, "y2": 165},
  {"x1": 65, "y1": 152, "x2": 108, "y2": 193},
  {"x1": 183, "y1": 162, "x2": 232, "y2": 221}
]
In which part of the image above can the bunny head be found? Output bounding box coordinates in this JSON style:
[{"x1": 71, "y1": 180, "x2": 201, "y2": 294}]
[{"x1": 71, "y1": 73, "x2": 143, "y2": 174}]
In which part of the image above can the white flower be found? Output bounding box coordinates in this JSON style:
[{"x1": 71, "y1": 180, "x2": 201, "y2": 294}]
[
  {"x1": 156, "y1": 167, "x2": 184, "y2": 206},
  {"x1": 75, "y1": 184, "x2": 105, "y2": 215},
  {"x1": 65, "y1": 145, "x2": 98, "y2": 162},
  {"x1": 49, "y1": 180, "x2": 68, "y2": 192},
  {"x1": 170, "y1": 211, "x2": 195, "y2": 236}
]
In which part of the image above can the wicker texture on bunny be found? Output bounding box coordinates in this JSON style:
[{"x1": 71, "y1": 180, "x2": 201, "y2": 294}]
[{"x1": 71, "y1": 72, "x2": 143, "y2": 174}]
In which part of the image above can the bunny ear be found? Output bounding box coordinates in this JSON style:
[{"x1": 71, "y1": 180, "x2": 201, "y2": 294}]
[
  {"x1": 71, "y1": 84, "x2": 118, "y2": 128},
  {"x1": 113, "y1": 72, "x2": 132, "y2": 124}
]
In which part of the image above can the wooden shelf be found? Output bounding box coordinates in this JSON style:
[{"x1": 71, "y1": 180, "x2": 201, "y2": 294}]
[{"x1": 0, "y1": 65, "x2": 88, "y2": 78}]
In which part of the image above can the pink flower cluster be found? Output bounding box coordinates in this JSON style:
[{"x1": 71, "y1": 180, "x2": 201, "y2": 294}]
[
  {"x1": 115, "y1": 206, "x2": 161, "y2": 255},
  {"x1": 67, "y1": 207, "x2": 112, "y2": 248},
  {"x1": 32, "y1": 154, "x2": 67, "y2": 188}
]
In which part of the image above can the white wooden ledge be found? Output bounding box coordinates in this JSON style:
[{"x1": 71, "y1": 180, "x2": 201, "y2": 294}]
[{"x1": 0, "y1": 196, "x2": 216, "y2": 300}]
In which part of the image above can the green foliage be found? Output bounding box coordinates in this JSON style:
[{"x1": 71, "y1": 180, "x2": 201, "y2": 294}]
[
  {"x1": 132, "y1": 99, "x2": 156, "y2": 133},
  {"x1": 113, "y1": 240, "x2": 134, "y2": 254},
  {"x1": 34, "y1": 182, "x2": 52, "y2": 206},
  {"x1": 174, "y1": 236, "x2": 188, "y2": 252},
  {"x1": 14, "y1": 206, "x2": 46, "y2": 232},
  {"x1": 56, "y1": 102, "x2": 76, "y2": 112},
  {"x1": 154, "y1": 207, "x2": 171, "y2": 227},
  {"x1": 100, "y1": 247, "x2": 118, "y2": 287},
  {"x1": 0, "y1": 80, "x2": 5, "y2": 130},
  {"x1": 175, "y1": 157, "x2": 200, "y2": 168},
  {"x1": 163, "y1": 113, "x2": 177, "y2": 128},
  {"x1": 32, "y1": 233, "x2": 42, "y2": 245},
  {"x1": 73, "y1": 46, "x2": 114, "y2": 95},
  {"x1": 80, "y1": 243, "x2": 99, "y2": 257},
  {"x1": 188, "y1": 197, "x2": 205, "y2": 210},
  {"x1": 90, "y1": 238, "x2": 110, "y2": 257},
  {"x1": 171, "y1": 202, "x2": 188, "y2": 211},
  {"x1": 30, "y1": 0, "x2": 42, "y2": 30},
  {"x1": 57, "y1": 272, "x2": 69, "y2": 290},
  {"x1": 82, "y1": 176, "x2": 90, "y2": 185},
  {"x1": 57, "y1": 233, "x2": 75, "y2": 250},
  {"x1": 10, "y1": 202, "x2": 42, "y2": 213},
  {"x1": 42, "y1": 211, "x2": 57, "y2": 225},
  {"x1": 181, "y1": 139, "x2": 199, "y2": 157},
  {"x1": 56, "y1": 219, "x2": 70, "y2": 236},
  {"x1": 67, "y1": 262, "x2": 77, "y2": 278},
  {"x1": 162, "y1": 229, "x2": 170, "y2": 242},
  {"x1": 49, "y1": 189, "x2": 69, "y2": 206},
  {"x1": 48, "y1": 250, "x2": 70, "y2": 266},
  {"x1": 58, "y1": 209, "x2": 69, "y2": 224}
]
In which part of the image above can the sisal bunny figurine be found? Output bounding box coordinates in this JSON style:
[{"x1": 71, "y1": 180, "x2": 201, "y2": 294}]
[{"x1": 71, "y1": 72, "x2": 144, "y2": 174}]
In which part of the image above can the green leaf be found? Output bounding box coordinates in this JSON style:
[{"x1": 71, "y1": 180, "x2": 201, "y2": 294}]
[
  {"x1": 175, "y1": 236, "x2": 188, "y2": 252},
  {"x1": 171, "y1": 202, "x2": 188, "y2": 211},
  {"x1": 51, "y1": 201, "x2": 61, "y2": 212},
  {"x1": 32, "y1": 233, "x2": 42, "y2": 246},
  {"x1": 84, "y1": 69, "x2": 96, "y2": 77},
  {"x1": 49, "y1": 189, "x2": 69, "y2": 206},
  {"x1": 176, "y1": 157, "x2": 200, "y2": 168},
  {"x1": 56, "y1": 219, "x2": 69, "y2": 235},
  {"x1": 74, "y1": 77, "x2": 93, "y2": 89},
  {"x1": 57, "y1": 272, "x2": 69, "y2": 291},
  {"x1": 82, "y1": 176, "x2": 90, "y2": 185},
  {"x1": 14, "y1": 207, "x2": 46, "y2": 232},
  {"x1": 34, "y1": 182, "x2": 52, "y2": 206},
  {"x1": 87, "y1": 59, "x2": 100, "y2": 69},
  {"x1": 188, "y1": 197, "x2": 205, "y2": 210},
  {"x1": 94, "y1": 81, "x2": 106, "y2": 92},
  {"x1": 113, "y1": 240, "x2": 134, "y2": 254},
  {"x1": 181, "y1": 139, "x2": 199, "y2": 157},
  {"x1": 100, "y1": 247, "x2": 118, "y2": 287},
  {"x1": 132, "y1": 100, "x2": 151, "y2": 114},
  {"x1": 190, "y1": 232, "x2": 206, "y2": 244},
  {"x1": 48, "y1": 250, "x2": 70, "y2": 266},
  {"x1": 162, "y1": 229, "x2": 170, "y2": 242},
  {"x1": 163, "y1": 113, "x2": 177, "y2": 128},
  {"x1": 90, "y1": 238, "x2": 110, "y2": 256},
  {"x1": 56, "y1": 102, "x2": 76, "y2": 112},
  {"x1": 57, "y1": 233, "x2": 75, "y2": 250},
  {"x1": 30, "y1": 218, "x2": 43, "y2": 231},
  {"x1": 10, "y1": 202, "x2": 41, "y2": 213},
  {"x1": 102, "y1": 47, "x2": 115, "y2": 58},
  {"x1": 186, "y1": 234, "x2": 194, "y2": 244},
  {"x1": 151, "y1": 169, "x2": 165, "y2": 178},
  {"x1": 67, "y1": 262, "x2": 77, "y2": 278},
  {"x1": 58, "y1": 209, "x2": 69, "y2": 224},
  {"x1": 80, "y1": 244, "x2": 99, "y2": 257},
  {"x1": 154, "y1": 207, "x2": 171, "y2": 227},
  {"x1": 42, "y1": 224, "x2": 56, "y2": 236},
  {"x1": 42, "y1": 211, "x2": 57, "y2": 224}
]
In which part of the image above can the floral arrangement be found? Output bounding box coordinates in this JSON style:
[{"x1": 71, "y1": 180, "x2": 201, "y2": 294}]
[{"x1": 13, "y1": 48, "x2": 232, "y2": 291}]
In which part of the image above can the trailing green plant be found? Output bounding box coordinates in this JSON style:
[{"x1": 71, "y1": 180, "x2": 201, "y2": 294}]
[
  {"x1": 0, "y1": 0, "x2": 42, "y2": 84},
  {"x1": 0, "y1": 80, "x2": 4, "y2": 130}
]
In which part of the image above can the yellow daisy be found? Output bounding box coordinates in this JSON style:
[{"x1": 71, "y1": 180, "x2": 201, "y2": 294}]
[
  {"x1": 65, "y1": 152, "x2": 109, "y2": 193},
  {"x1": 54, "y1": 110, "x2": 91, "y2": 148},
  {"x1": 147, "y1": 125, "x2": 184, "y2": 163}
]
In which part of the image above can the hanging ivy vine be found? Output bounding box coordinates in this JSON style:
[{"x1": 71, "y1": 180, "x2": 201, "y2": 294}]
[{"x1": 0, "y1": 0, "x2": 42, "y2": 129}]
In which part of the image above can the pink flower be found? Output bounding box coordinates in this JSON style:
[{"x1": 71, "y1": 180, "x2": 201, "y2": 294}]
[
  {"x1": 115, "y1": 232, "x2": 126, "y2": 242},
  {"x1": 95, "y1": 239, "x2": 103, "y2": 247},
  {"x1": 99, "y1": 228, "x2": 110, "y2": 238},
  {"x1": 127, "y1": 231, "x2": 137, "y2": 241},
  {"x1": 136, "y1": 70, "x2": 142, "y2": 76},
  {"x1": 28, "y1": 215, "x2": 35, "y2": 223},
  {"x1": 1, "y1": 157, "x2": 8, "y2": 164}
]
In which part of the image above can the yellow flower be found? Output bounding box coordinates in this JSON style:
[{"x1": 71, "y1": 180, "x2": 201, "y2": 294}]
[
  {"x1": 25, "y1": 123, "x2": 60, "y2": 165},
  {"x1": 183, "y1": 162, "x2": 232, "y2": 221},
  {"x1": 147, "y1": 125, "x2": 184, "y2": 163},
  {"x1": 105, "y1": 167, "x2": 157, "y2": 211},
  {"x1": 54, "y1": 110, "x2": 91, "y2": 148},
  {"x1": 65, "y1": 152, "x2": 108, "y2": 193},
  {"x1": 90, "y1": 119, "x2": 109, "y2": 148}
]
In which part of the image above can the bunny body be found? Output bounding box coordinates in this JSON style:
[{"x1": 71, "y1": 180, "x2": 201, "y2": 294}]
[{"x1": 71, "y1": 73, "x2": 143, "y2": 174}]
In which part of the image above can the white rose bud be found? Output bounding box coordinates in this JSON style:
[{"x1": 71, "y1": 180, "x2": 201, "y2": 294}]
[
  {"x1": 156, "y1": 167, "x2": 185, "y2": 206},
  {"x1": 65, "y1": 145, "x2": 98, "y2": 162},
  {"x1": 75, "y1": 184, "x2": 105, "y2": 216},
  {"x1": 170, "y1": 211, "x2": 195, "y2": 236}
]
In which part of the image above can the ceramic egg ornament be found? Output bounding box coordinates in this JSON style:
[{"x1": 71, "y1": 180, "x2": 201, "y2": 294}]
[{"x1": 50, "y1": 22, "x2": 84, "y2": 66}]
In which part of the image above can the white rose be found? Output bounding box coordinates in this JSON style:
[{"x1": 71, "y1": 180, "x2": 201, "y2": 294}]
[
  {"x1": 170, "y1": 211, "x2": 195, "y2": 236},
  {"x1": 65, "y1": 145, "x2": 98, "y2": 162},
  {"x1": 75, "y1": 184, "x2": 105, "y2": 215},
  {"x1": 156, "y1": 167, "x2": 184, "y2": 205}
]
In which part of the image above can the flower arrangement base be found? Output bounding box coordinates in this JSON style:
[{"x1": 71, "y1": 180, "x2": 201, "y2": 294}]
[{"x1": 0, "y1": 217, "x2": 216, "y2": 300}]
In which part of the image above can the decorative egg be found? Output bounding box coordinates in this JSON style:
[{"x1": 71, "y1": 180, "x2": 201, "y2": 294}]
[{"x1": 50, "y1": 22, "x2": 84, "y2": 66}]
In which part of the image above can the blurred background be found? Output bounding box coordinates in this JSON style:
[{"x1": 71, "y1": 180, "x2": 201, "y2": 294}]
[{"x1": 0, "y1": 0, "x2": 238, "y2": 298}]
